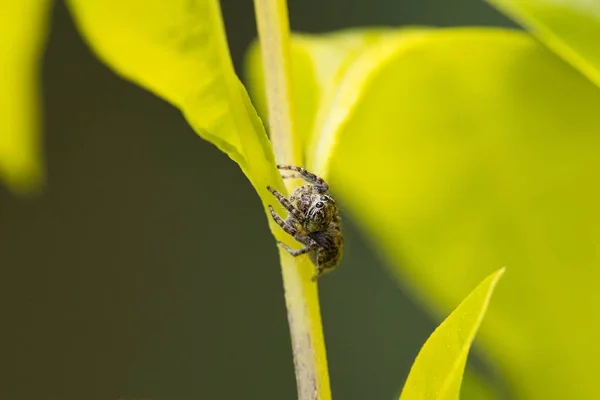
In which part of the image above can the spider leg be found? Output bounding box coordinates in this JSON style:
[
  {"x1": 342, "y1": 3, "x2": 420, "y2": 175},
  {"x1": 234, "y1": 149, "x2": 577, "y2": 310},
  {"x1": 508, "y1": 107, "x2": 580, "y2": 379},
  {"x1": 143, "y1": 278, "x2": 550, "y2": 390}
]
[
  {"x1": 267, "y1": 186, "x2": 305, "y2": 222},
  {"x1": 269, "y1": 201, "x2": 319, "y2": 249},
  {"x1": 268, "y1": 205, "x2": 298, "y2": 237},
  {"x1": 276, "y1": 165, "x2": 329, "y2": 193},
  {"x1": 281, "y1": 173, "x2": 302, "y2": 179},
  {"x1": 277, "y1": 241, "x2": 312, "y2": 257}
]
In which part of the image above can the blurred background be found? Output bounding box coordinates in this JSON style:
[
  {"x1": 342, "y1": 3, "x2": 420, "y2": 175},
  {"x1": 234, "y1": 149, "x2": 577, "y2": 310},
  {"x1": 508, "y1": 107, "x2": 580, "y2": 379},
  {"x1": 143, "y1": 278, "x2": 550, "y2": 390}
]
[{"x1": 0, "y1": 1, "x2": 516, "y2": 399}]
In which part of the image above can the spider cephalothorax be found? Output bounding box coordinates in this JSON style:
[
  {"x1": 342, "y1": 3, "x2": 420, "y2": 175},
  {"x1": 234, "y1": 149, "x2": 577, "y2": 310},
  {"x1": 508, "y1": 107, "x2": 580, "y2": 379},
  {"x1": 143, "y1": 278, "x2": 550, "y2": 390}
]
[{"x1": 267, "y1": 165, "x2": 343, "y2": 281}]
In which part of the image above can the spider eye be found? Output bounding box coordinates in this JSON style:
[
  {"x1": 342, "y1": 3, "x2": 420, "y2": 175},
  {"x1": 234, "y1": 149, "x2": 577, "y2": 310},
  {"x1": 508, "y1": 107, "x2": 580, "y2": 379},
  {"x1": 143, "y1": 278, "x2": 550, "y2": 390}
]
[
  {"x1": 315, "y1": 202, "x2": 324, "y2": 208},
  {"x1": 320, "y1": 196, "x2": 328, "y2": 201}
]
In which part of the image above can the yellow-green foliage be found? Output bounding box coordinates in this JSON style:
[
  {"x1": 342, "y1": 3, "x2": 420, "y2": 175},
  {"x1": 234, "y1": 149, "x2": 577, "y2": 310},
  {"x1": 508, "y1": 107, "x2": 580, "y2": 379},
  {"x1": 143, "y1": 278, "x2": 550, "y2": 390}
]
[
  {"x1": 400, "y1": 269, "x2": 505, "y2": 400},
  {"x1": 0, "y1": 0, "x2": 52, "y2": 192},
  {"x1": 246, "y1": 24, "x2": 600, "y2": 399},
  {"x1": 2, "y1": 0, "x2": 600, "y2": 399}
]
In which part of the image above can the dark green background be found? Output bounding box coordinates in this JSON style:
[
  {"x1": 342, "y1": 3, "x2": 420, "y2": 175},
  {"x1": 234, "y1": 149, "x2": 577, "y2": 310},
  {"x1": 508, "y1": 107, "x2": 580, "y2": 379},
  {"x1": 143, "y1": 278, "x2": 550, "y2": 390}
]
[{"x1": 0, "y1": 1, "x2": 514, "y2": 399}]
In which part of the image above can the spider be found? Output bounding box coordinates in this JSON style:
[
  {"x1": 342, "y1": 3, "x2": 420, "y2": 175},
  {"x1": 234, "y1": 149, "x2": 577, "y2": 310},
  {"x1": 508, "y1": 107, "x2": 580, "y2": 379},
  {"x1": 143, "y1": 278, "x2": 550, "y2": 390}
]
[{"x1": 267, "y1": 165, "x2": 343, "y2": 281}]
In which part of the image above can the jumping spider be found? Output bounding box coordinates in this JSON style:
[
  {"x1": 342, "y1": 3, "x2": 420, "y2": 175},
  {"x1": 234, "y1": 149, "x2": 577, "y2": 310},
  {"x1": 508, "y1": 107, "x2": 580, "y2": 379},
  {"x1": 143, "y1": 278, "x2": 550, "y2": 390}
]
[{"x1": 267, "y1": 165, "x2": 343, "y2": 281}]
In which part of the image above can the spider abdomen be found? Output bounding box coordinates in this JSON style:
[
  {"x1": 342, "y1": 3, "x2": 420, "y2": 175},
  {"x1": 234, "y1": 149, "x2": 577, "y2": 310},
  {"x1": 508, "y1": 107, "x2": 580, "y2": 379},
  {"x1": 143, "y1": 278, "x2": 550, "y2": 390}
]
[{"x1": 308, "y1": 228, "x2": 344, "y2": 274}]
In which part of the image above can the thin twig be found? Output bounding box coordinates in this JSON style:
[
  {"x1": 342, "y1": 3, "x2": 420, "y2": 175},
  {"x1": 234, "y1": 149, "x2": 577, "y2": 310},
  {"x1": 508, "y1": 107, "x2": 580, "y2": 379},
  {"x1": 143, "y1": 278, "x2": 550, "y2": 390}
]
[{"x1": 252, "y1": 1, "x2": 332, "y2": 399}]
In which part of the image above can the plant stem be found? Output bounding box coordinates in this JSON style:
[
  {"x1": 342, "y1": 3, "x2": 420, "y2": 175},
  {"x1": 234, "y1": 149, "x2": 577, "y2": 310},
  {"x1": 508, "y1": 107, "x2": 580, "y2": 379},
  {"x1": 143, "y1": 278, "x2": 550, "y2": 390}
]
[
  {"x1": 253, "y1": 1, "x2": 332, "y2": 400},
  {"x1": 253, "y1": 0, "x2": 302, "y2": 167}
]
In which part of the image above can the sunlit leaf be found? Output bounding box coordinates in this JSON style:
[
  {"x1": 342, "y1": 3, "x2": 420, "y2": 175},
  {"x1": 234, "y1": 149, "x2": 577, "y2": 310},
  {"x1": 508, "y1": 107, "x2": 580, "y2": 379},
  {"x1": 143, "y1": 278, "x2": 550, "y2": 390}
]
[
  {"x1": 487, "y1": 0, "x2": 600, "y2": 88},
  {"x1": 245, "y1": 28, "x2": 430, "y2": 164},
  {"x1": 399, "y1": 268, "x2": 504, "y2": 400},
  {"x1": 66, "y1": 0, "x2": 280, "y2": 195},
  {"x1": 246, "y1": 27, "x2": 600, "y2": 399},
  {"x1": 328, "y1": 29, "x2": 600, "y2": 400},
  {"x1": 0, "y1": 0, "x2": 52, "y2": 192},
  {"x1": 67, "y1": 4, "x2": 334, "y2": 399}
]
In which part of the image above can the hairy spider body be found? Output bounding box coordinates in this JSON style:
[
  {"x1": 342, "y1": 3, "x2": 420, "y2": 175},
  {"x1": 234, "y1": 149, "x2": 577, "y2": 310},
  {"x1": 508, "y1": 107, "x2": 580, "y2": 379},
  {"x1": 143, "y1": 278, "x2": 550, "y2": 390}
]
[
  {"x1": 306, "y1": 221, "x2": 343, "y2": 273},
  {"x1": 267, "y1": 165, "x2": 343, "y2": 281}
]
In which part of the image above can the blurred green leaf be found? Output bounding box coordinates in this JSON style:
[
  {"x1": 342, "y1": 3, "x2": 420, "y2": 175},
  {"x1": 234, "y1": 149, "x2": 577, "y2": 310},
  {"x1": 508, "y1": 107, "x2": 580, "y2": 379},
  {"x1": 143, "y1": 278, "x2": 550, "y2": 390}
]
[
  {"x1": 66, "y1": 0, "x2": 280, "y2": 194},
  {"x1": 246, "y1": 27, "x2": 600, "y2": 399},
  {"x1": 245, "y1": 28, "x2": 429, "y2": 163},
  {"x1": 0, "y1": 0, "x2": 52, "y2": 192},
  {"x1": 459, "y1": 367, "x2": 502, "y2": 400},
  {"x1": 487, "y1": 0, "x2": 600, "y2": 88},
  {"x1": 399, "y1": 268, "x2": 504, "y2": 400}
]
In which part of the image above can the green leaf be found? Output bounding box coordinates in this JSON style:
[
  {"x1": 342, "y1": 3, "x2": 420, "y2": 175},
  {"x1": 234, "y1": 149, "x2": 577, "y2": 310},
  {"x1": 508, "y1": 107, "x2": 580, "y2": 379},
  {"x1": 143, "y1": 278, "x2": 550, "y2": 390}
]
[
  {"x1": 66, "y1": 3, "x2": 333, "y2": 400},
  {"x1": 399, "y1": 268, "x2": 504, "y2": 400},
  {"x1": 487, "y1": 0, "x2": 600, "y2": 88},
  {"x1": 459, "y1": 367, "x2": 502, "y2": 400},
  {"x1": 328, "y1": 30, "x2": 600, "y2": 400},
  {"x1": 0, "y1": 0, "x2": 52, "y2": 192},
  {"x1": 245, "y1": 28, "x2": 430, "y2": 166},
  {"x1": 66, "y1": 0, "x2": 280, "y2": 196},
  {"x1": 246, "y1": 27, "x2": 600, "y2": 399}
]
